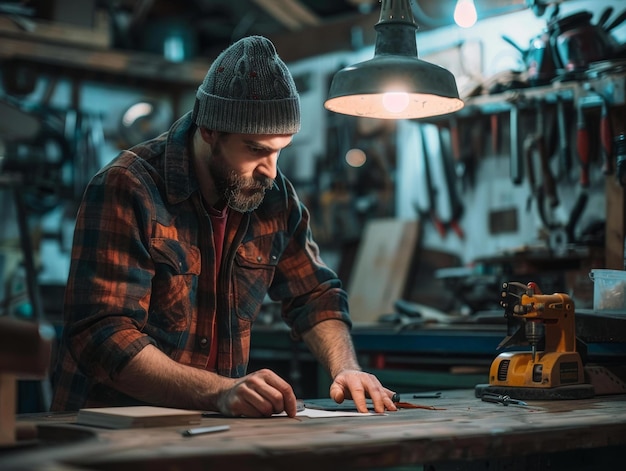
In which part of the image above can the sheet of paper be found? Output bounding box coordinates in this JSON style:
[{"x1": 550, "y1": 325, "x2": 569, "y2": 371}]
[{"x1": 274, "y1": 408, "x2": 384, "y2": 418}]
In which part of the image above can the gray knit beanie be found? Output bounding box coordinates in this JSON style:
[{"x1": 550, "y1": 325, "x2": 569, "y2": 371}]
[{"x1": 192, "y1": 36, "x2": 301, "y2": 134}]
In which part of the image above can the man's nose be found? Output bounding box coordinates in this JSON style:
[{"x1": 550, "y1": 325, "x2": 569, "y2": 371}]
[{"x1": 257, "y1": 153, "x2": 279, "y2": 180}]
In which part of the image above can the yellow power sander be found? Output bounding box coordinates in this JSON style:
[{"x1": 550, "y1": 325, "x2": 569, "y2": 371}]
[{"x1": 475, "y1": 281, "x2": 594, "y2": 400}]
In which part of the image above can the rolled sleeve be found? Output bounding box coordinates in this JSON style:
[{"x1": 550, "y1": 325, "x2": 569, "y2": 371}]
[{"x1": 268, "y1": 198, "x2": 352, "y2": 340}]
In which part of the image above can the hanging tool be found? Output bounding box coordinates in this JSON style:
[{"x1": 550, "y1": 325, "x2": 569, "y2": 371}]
[
  {"x1": 418, "y1": 122, "x2": 465, "y2": 239},
  {"x1": 555, "y1": 94, "x2": 572, "y2": 179},
  {"x1": 576, "y1": 97, "x2": 591, "y2": 188},
  {"x1": 616, "y1": 133, "x2": 626, "y2": 187},
  {"x1": 509, "y1": 101, "x2": 523, "y2": 185},
  {"x1": 580, "y1": 86, "x2": 614, "y2": 176},
  {"x1": 534, "y1": 99, "x2": 564, "y2": 251},
  {"x1": 450, "y1": 116, "x2": 462, "y2": 170},
  {"x1": 417, "y1": 124, "x2": 446, "y2": 238},
  {"x1": 475, "y1": 281, "x2": 594, "y2": 400},
  {"x1": 552, "y1": 92, "x2": 605, "y2": 247},
  {"x1": 599, "y1": 94, "x2": 613, "y2": 175},
  {"x1": 570, "y1": 92, "x2": 607, "y2": 245},
  {"x1": 523, "y1": 98, "x2": 560, "y2": 236},
  {"x1": 449, "y1": 115, "x2": 469, "y2": 191},
  {"x1": 535, "y1": 99, "x2": 558, "y2": 209},
  {"x1": 524, "y1": 122, "x2": 539, "y2": 213},
  {"x1": 437, "y1": 122, "x2": 465, "y2": 239},
  {"x1": 490, "y1": 113, "x2": 500, "y2": 155},
  {"x1": 564, "y1": 189, "x2": 589, "y2": 244}
]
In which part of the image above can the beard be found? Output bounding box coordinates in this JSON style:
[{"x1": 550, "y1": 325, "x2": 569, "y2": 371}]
[{"x1": 207, "y1": 142, "x2": 275, "y2": 213}]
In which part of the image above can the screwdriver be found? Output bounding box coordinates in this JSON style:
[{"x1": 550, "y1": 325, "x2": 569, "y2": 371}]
[{"x1": 481, "y1": 393, "x2": 527, "y2": 406}]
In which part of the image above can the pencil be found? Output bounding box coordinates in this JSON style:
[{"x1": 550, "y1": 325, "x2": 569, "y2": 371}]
[{"x1": 181, "y1": 424, "x2": 230, "y2": 437}]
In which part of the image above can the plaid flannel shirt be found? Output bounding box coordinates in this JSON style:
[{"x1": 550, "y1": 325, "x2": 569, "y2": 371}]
[{"x1": 51, "y1": 112, "x2": 350, "y2": 411}]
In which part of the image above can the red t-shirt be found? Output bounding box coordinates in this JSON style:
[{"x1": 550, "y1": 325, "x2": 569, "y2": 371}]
[{"x1": 206, "y1": 203, "x2": 228, "y2": 371}]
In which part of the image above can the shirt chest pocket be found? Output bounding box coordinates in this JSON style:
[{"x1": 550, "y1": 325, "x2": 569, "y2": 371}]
[
  {"x1": 148, "y1": 238, "x2": 201, "y2": 333},
  {"x1": 233, "y1": 234, "x2": 281, "y2": 322}
]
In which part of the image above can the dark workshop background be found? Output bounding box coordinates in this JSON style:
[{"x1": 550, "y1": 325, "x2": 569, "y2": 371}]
[{"x1": 1, "y1": 0, "x2": 625, "y2": 407}]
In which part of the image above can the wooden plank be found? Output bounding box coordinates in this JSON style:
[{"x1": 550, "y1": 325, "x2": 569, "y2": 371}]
[
  {"x1": 0, "y1": 374, "x2": 16, "y2": 445},
  {"x1": 252, "y1": 0, "x2": 320, "y2": 31},
  {"x1": 0, "y1": 36, "x2": 208, "y2": 89},
  {"x1": 0, "y1": 11, "x2": 110, "y2": 49},
  {"x1": 76, "y1": 406, "x2": 202, "y2": 429},
  {"x1": 0, "y1": 10, "x2": 381, "y2": 83},
  {"x1": 348, "y1": 218, "x2": 419, "y2": 324},
  {"x1": 267, "y1": 10, "x2": 380, "y2": 63}
]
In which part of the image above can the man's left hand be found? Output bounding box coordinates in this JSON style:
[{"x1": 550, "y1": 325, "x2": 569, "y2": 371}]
[{"x1": 329, "y1": 369, "x2": 397, "y2": 413}]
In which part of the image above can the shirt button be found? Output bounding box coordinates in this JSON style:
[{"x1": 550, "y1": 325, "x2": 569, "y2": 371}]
[
  {"x1": 199, "y1": 338, "x2": 209, "y2": 348},
  {"x1": 257, "y1": 256, "x2": 262, "y2": 262}
]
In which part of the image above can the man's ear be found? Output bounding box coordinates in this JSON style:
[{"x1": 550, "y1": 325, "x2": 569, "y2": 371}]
[{"x1": 199, "y1": 127, "x2": 217, "y2": 144}]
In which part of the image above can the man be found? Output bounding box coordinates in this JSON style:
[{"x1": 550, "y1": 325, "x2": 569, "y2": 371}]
[{"x1": 51, "y1": 36, "x2": 396, "y2": 417}]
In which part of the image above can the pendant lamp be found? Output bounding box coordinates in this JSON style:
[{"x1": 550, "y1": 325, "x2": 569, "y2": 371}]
[{"x1": 324, "y1": 0, "x2": 464, "y2": 119}]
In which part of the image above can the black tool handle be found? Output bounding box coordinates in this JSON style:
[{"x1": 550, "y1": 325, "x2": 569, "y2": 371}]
[{"x1": 481, "y1": 393, "x2": 510, "y2": 406}]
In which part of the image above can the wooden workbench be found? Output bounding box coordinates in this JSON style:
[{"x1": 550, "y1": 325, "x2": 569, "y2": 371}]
[{"x1": 3, "y1": 389, "x2": 626, "y2": 470}]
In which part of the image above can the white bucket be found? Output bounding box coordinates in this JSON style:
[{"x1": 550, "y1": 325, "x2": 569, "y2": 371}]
[{"x1": 589, "y1": 269, "x2": 626, "y2": 312}]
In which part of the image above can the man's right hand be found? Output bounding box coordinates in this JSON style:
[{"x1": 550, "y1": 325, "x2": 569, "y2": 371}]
[
  {"x1": 216, "y1": 368, "x2": 298, "y2": 418},
  {"x1": 114, "y1": 345, "x2": 297, "y2": 418}
]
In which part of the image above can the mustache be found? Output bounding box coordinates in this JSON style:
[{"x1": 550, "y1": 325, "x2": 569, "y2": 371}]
[
  {"x1": 223, "y1": 173, "x2": 275, "y2": 213},
  {"x1": 233, "y1": 174, "x2": 275, "y2": 191}
]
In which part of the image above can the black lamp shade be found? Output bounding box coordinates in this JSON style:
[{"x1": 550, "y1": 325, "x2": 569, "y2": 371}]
[{"x1": 324, "y1": 0, "x2": 464, "y2": 119}]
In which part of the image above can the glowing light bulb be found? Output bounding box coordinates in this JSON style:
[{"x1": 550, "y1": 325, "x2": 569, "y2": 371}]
[
  {"x1": 345, "y1": 148, "x2": 367, "y2": 167},
  {"x1": 122, "y1": 102, "x2": 154, "y2": 127},
  {"x1": 382, "y1": 92, "x2": 410, "y2": 114},
  {"x1": 454, "y1": 0, "x2": 477, "y2": 28}
]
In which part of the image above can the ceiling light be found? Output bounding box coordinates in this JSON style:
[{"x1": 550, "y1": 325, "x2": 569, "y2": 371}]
[
  {"x1": 454, "y1": 0, "x2": 478, "y2": 28},
  {"x1": 324, "y1": 0, "x2": 464, "y2": 120},
  {"x1": 345, "y1": 148, "x2": 367, "y2": 167}
]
